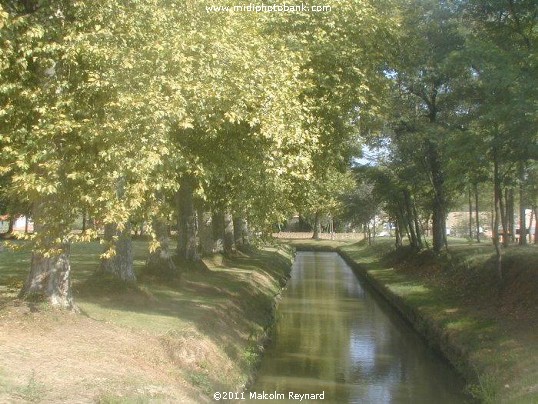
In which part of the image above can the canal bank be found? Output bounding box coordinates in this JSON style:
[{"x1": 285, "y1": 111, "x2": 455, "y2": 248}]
[
  {"x1": 0, "y1": 244, "x2": 295, "y2": 403},
  {"x1": 286, "y1": 239, "x2": 537, "y2": 403},
  {"x1": 249, "y1": 251, "x2": 469, "y2": 403}
]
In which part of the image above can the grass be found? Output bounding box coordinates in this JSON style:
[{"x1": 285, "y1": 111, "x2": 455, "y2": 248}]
[
  {"x1": 333, "y1": 238, "x2": 538, "y2": 403},
  {"x1": 0, "y1": 240, "x2": 293, "y2": 402}
]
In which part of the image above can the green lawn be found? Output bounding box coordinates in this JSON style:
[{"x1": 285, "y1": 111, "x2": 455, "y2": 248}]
[
  {"x1": 0, "y1": 240, "x2": 293, "y2": 402},
  {"x1": 337, "y1": 239, "x2": 538, "y2": 403}
]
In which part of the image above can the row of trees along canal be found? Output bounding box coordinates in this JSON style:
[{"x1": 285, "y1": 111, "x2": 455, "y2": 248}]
[
  {"x1": 339, "y1": 0, "x2": 537, "y2": 281},
  {"x1": 0, "y1": 0, "x2": 536, "y2": 309}
]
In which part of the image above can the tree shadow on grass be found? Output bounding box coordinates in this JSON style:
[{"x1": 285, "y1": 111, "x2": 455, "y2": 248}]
[{"x1": 72, "y1": 249, "x2": 292, "y2": 364}]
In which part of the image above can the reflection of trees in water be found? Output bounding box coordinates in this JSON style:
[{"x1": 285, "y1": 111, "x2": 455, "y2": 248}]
[{"x1": 255, "y1": 253, "x2": 466, "y2": 403}]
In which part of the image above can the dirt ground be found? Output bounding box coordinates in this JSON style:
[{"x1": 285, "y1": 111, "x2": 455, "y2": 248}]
[
  {"x1": 0, "y1": 303, "x2": 210, "y2": 403},
  {"x1": 0, "y1": 246, "x2": 293, "y2": 403}
]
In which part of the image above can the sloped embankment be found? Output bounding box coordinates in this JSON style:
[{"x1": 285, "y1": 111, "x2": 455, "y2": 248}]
[
  {"x1": 0, "y1": 245, "x2": 293, "y2": 403},
  {"x1": 337, "y1": 241, "x2": 537, "y2": 403}
]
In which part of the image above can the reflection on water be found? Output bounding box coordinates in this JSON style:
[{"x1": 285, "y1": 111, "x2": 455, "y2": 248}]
[{"x1": 248, "y1": 252, "x2": 470, "y2": 403}]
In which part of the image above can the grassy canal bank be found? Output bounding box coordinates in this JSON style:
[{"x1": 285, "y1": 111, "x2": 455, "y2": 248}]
[
  {"x1": 0, "y1": 241, "x2": 293, "y2": 403},
  {"x1": 286, "y1": 238, "x2": 537, "y2": 403}
]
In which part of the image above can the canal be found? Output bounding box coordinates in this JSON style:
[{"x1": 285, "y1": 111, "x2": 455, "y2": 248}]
[{"x1": 248, "y1": 252, "x2": 470, "y2": 403}]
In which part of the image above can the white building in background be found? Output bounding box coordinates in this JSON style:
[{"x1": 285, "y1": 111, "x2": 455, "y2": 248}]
[{"x1": 0, "y1": 215, "x2": 34, "y2": 233}]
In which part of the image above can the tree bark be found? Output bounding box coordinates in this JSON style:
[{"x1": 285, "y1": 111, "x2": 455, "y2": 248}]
[
  {"x1": 20, "y1": 245, "x2": 74, "y2": 308},
  {"x1": 493, "y1": 151, "x2": 503, "y2": 282},
  {"x1": 411, "y1": 196, "x2": 423, "y2": 248},
  {"x1": 82, "y1": 209, "x2": 87, "y2": 233},
  {"x1": 19, "y1": 204, "x2": 74, "y2": 309},
  {"x1": 499, "y1": 187, "x2": 508, "y2": 246},
  {"x1": 223, "y1": 211, "x2": 234, "y2": 255},
  {"x1": 312, "y1": 211, "x2": 321, "y2": 240},
  {"x1": 177, "y1": 176, "x2": 199, "y2": 261},
  {"x1": 506, "y1": 187, "x2": 515, "y2": 244},
  {"x1": 7, "y1": 216, "x2": 14, "y2": 234},
  {"x1": 233, "y1": 216, "x2": 249, "y2": 248},
  {"x1": 474, "y1": 182, "x2": 481, "y2": 243},
  {"x1": 532, "y1": 206, "x2": 538, "y2": 244},
  {"x1": 468, "y1": 187, "x2": 473, "y2": 240},
  {"x1": 100, "y1": 222, "x2": 136, "y2": 282},
  {"x1": 146, "y1": 218, "x2": 177, "y2": 274},
  {"x1": 198, "y1": 210, "x2": 213, "y2": 255},
  {"x1": 395, "y1": 219, "x2": 403, "y2": 247},
  {"x1": 403, "y1": 190, "x2": 419, "y2": 249},
  {"x1": 426, "y1": 140, "x2": 447, "y2": 253},
  {"x1": 212, "y1": 211, "x2": 225, "y2": 253},
  {"x1": 519, "y1": 163, "x2": 527, "y2": 245}
]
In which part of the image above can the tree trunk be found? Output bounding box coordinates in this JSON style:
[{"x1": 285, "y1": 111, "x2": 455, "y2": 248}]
[
  {"x1": 493, "y1": 151, "x2": 503, "y2": 282},
  {"x1": 397, "y1": 204, "x2": 411, "y2": 245},
  {"x1": 20, "y1": 245, "x2": 74, "y2": 309},
  {"x1": 403, "y1": 190, "x2": 419, "y2": 249},
  {"x1": 534, "y1": 206, "x2": 537, "y2": 244},
  {"x1": 395, "y1": 220, "x2": 403, "y2": 247},
  {"x1": 411, "y1": 196, "x2": 423, "y2": 248},
  {"x1": 499, "y1": 187, "x2": 508, "y2": 246},
  {"x1": 212, "y1": 211, "x2": 225, "y2": 253},
  {"x1": 426, "y1": 139, "x2": 447, "y2": 253},
  {"x1": 7, "y1": 216, "x2": 14, "y2": 234},
  {"x1": 19, "y1": 204, "x2": 74, "y2": 309},
  {"x1": 519, "y1": 163, "x2": 527, "y2": 245},
  {"x1": 198, "y1": 210, "x2": 213, "y2": 255},
  {"x1": 506, "y1": 188, "x2": 515, "y2": 244},
  {"x1": 474, "y1": 182, "x2": 481, "y2": 243},
  {"x1": 146, "y1": 218, "x2": 177, "y2": 274},
  {"x1": 532, "y1": 206, "x2": 538, "y2": 244},
  {"x1": 233, "y1": 216, "x2": 249, "y2": 248},
  {"x1": 82, "y1": 209, "x2": 87, "y2": 233},
  {"x1": 468, "y1": 187, "x2": 473, "y2": 240},
  {"x1": 312, "y1": 211, "x2": 321, "y2": 240},
  {"x1": 100, "y1": 222, "x2": 136, "y2": 282},
  {"x1": 177, "y1": 176, "x2": 199, "y2": 261},
  {"x1": 527, "y1": 207, "x2": 534, "y2": 245},
  {"x1": 223, "y1": 211, "x2": 234, "y2": 255}
]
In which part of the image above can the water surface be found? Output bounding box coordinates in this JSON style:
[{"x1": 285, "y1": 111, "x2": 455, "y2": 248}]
[{"x1": 249, "y1": 252, "x2": 470, "y2": 403}]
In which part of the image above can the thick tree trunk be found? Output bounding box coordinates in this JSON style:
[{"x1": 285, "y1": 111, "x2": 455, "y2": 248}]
[
  {"x1": 198, "y1": 210, "x2": 213, "y2": 255},
  {"x1": 19, "y1": 244, "x2": 74, "y2": 309},
  {"x1": 177, "y1": 176, "x2": 199, "y2": 261},
  {"x1": 397, "y1": 204, "x2": 411, "y2": 245},
  {"x1": 223, "y1": 211, "x2": 234, "y2": 255},
  {"x1": 426, "y1": 140, "x2": 447, "y2": 253},
  {"x1": 100, "y1": 222, "x2": 136, "y2": 282},
  {"x1": 146, "y1": 218, "x2": 177, "y2": 273},
  {"x1": 312, "y1": 211, "x2": 321, "y2": 240},
  {"x1": 212, "y1": 211, "x2": 225, "y2": 253},
  {"x1": 233, "y1": 216, "x2": 249, "y2": 248},
  {"x1": 19, "y1": 204, "x2": 74, "y2": 309}
]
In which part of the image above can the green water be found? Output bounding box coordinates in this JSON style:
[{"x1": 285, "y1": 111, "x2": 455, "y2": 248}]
[{"x1": 248, "y1": 252, "x2": 471, "y2": 403}]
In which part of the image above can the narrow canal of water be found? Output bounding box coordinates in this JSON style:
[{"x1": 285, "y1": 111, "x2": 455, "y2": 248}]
[{"x1": 249, "y1": 252, "x2": 470, "y2": 403}]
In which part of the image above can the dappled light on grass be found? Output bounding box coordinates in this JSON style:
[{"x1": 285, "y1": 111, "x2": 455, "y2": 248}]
[{"x1": 0, "y1": 241, "x2": 293, "y2": 402}]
